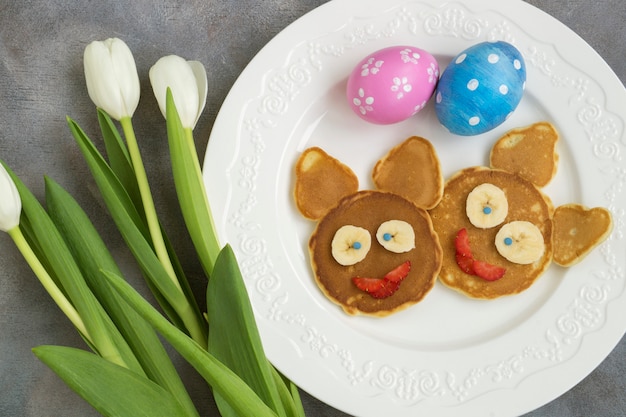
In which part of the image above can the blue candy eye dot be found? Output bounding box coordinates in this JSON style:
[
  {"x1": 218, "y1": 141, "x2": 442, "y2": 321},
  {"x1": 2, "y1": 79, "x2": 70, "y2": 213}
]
[
  {"x1": 383, "y1": 233, "x2": 393, "y2": 241},
  {"x1": 483, "y1": 206, "x2": 492, "y2": 215},
  {"x1": 504, "y1": 237, "x2": 513, "y2": 246},
  {"x1": 352, "y1": 241, "x2": 362, "y2": 250}
]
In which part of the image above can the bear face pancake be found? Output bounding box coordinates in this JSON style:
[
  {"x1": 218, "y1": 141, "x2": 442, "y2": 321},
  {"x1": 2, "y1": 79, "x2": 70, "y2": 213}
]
[
  {"x1": 294, "y1": 137, "x2": 444, "y2": 316},
  {"x1": 429, "y1": 122, "x2": 611, "y2": 299},
  {"x1": 310, "y1": 190, "x2": 441, "y2": 315},
  {"x1": 430, "y1": 167, "x2": 554, "y2": 298}
]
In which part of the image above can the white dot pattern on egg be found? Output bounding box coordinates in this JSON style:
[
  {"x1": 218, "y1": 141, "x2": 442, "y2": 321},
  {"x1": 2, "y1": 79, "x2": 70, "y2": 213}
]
[
  {"x1": 346, "y1": 45, "x2": 439, "y2": 125},
  {"x1": 435, "y1": 41, "x2": 526, "y2": 136}
]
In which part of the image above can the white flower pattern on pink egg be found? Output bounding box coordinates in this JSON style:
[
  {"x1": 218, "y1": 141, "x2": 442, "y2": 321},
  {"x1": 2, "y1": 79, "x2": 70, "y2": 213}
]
[
  {"x1": 353, "y1": 88, "x2": 374, "y2": 115},
  {"x1": 360, "y1": 58, "x2": 384, "y2": 77},
  {"x1": 391, "y1": 76, "x2": 412, "y2": 99},
  {"x1": 413, "y1": 100, "x2": 427, "y2": 114},
  {"x1": 400, "y1": 48, "x2": 420, "y2": 64},
  {"x1": 427, "y1": 62, "x2": 439, "y2": 84}
]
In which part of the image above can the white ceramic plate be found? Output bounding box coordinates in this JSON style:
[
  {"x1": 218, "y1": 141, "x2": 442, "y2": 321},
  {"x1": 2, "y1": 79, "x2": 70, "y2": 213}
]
[{"x1": 203, "y1": 0, "x2": 626, "y2": 415}]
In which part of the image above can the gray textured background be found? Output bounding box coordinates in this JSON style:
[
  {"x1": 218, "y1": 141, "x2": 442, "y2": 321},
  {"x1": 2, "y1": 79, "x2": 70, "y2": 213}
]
[{"x1": 1, "y1": 1, "x2": 624, "y2": 416}]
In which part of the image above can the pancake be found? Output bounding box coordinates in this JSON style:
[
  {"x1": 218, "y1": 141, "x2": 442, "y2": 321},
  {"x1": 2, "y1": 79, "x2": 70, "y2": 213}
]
[
  {"x1": 490, "y1": 121, "x2": 559, "y2": 187},
  {"x1": 552, "y1": 204, "x2": 613, "y2": 267},
  {"x1": 294, "y1": 147, "x2": 358, "y2": 220},
  {"x1": 429, "y1": 167, "x2": 554, "y2": 299},
  {"x1": 309, "y1": 190, "x2": 442, "y2": 316},
  {"x1": 372, "y1": 136, "x2": 443, "y2": 210}
]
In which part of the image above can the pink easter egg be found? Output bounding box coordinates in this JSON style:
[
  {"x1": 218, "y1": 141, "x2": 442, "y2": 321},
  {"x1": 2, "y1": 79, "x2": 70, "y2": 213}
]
[{"x1": 346, "y1": 46, "x2": 439, "y2": 125}]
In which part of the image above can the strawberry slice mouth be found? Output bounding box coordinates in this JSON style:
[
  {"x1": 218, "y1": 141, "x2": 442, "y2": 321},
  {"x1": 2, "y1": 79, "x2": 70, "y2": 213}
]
[
  {"x1": 352, "y1": 261, "x2": 411, "y2": 299},
  {"x1": 455, "y1": 228, "x2": 505, "y2": 281}
]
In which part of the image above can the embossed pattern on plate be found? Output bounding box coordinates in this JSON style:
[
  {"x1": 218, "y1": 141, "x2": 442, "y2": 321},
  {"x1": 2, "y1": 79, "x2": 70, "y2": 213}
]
[{"x1": 204, "y1": 0, "x2": 626, "y2": 415}]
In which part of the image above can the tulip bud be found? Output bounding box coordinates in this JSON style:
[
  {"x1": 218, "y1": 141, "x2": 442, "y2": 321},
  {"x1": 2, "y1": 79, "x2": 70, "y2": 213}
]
[
  {"x1": 0, "y1": 163, "x2": 22, "y2": 232},
  {"x1": 149, "y1": 55, "x2": 207, "y2": 129},
  {"x1": 83, "y1": 38, "x2": 140, "y2": 120}
]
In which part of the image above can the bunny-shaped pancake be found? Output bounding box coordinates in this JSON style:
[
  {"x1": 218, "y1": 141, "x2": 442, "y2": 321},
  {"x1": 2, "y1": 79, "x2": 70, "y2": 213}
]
[
  {"x1": 429, "y1": 122, "x2": 613, "y2": 299},
  {"x1": 294, "y1": 137, "x2": 443, "y2": 316}
]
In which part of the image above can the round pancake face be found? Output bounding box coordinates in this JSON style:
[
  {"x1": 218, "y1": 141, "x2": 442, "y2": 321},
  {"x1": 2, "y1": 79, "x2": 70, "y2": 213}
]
[
  {"x1": 429, "y1": 167, "x2": 554, "y2": 299},
  {"x1": 309, "y1": 190, "x2": 442, "y2": 316}
]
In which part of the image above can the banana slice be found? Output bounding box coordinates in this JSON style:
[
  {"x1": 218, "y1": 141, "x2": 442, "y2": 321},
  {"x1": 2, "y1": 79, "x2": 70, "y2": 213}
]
[
  {"x1": 376, "y1": 220, "x2": 416, "y2": 253},
  {"x1": 331, "y1": 225, "x2": 372, "y2": 265},
  {"x1": 466, "y1": 183, "x2": 508, "y2": 228},
  {"x1": 495, "y1": 221, "x2": 545, "y2": 264}
]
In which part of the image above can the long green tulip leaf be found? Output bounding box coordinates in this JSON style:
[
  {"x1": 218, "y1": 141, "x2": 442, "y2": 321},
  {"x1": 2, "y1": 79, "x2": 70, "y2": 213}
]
[
  {"x1": 207, "y1": 244, "x2": 288, "y2": 417},
  {"x1": 66, "y1": 116, "x2": 149, "y2": 241},
  {"x1": 45, "y1": 176, "x2": 199, "y2": 417},
  {"x1": 5, "y1": 165, "x2": 132, "y2": 370},
  {"x1": 165, "y1": 89, "x2": 220, "y2": 276},
  {"x1": 272, "y1": 367, "x2": 306, "y2": 417},
  {"x1": 33, "y1": 345, "x2": 189, "y2": 417},
  {"x1": 97, "y1": 110, "x2": 204, "y2": 337},
  {"x1": 67, "y1": 117, "x2": 207, "y2": 345},
  {"x1": 67, "y1": 116, "x2": 182, "y2": 307},
  {"x1": 97, "y1": 108, "x2": 144, "y2": 215},
  {"x1": 103, "y1": 269, "x2": 279, "y2": 417}
]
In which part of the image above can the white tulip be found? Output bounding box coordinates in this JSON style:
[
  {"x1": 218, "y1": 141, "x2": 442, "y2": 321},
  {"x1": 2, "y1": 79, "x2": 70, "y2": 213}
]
[
  {"x1": 83, "y1": 38, "x2": 140, "y2": 120},
  {"x1": 149, "y1": 55, "x2": 207, "y2": 129},
  {"x1": 0, "y1": 163, "x2": 22, "y2": 232}
]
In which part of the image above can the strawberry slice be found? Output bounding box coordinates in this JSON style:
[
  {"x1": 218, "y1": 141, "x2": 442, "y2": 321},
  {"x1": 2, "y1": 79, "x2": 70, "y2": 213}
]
[
  {"x1": 370, "y1": 280, "x2": 400, "y2": 298},
  {"x1": 454, "y1": 228, "x2": 473, "y2": 258},
  {"x1": 352, "y1": 277, "x2": 400, "y2": 299},
  {"x1": 384, "y1": 261, "x2": 411, "y2": 283},
  {"x1": 352, "y1": 261, "x2": 410, "y2": 299},
  {"x1": 352, "y1": 277, "x2": 384, "y2": 293},
  {"x1": 455, "y1": 252, "x2": 475, "y2": 275},
  {"x1": 454, "y1": 228, "x2": 505, "y2": 281},
  {"x1": 454, "y1": 228, "x2": 475, "y2": 274},
  {"x1": 473, "y1": 260, "x2": 506, "y2": 281}
]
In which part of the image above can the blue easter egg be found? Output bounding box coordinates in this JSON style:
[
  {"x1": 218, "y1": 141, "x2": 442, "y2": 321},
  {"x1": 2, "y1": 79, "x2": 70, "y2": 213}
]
[{"x1": 434, "y1": 41, "x2": 526, "y2": 136}]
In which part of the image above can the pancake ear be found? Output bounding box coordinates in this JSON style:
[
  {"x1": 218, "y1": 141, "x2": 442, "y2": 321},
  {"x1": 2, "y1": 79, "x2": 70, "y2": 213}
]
[
  {"x1": 294, "y1": 147, "x2": 359, "y2": 220},
  {"x1": 372, "y1": 136, "x2": 443, "y2": 210},
  {"x1": 490, "y1": 121, "x2": 559, "y2": 188},
  {"x1": 552, "y1": 204, "x2": 613, "y2": 267}
]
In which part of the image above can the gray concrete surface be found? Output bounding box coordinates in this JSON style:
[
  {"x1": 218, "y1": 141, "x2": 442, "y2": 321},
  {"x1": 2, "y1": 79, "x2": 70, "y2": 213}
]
[{"x1": 1, "y1": 1, "x2": 624, "y2": 416}]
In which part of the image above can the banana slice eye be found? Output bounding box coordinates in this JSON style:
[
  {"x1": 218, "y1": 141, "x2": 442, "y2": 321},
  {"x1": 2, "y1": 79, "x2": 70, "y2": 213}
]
[
  {"x1": 376, "y1": 220, "x2": 416, "y2": 253},
  {"x1": 495, "y1": 221, "x2": 545, "y2": 264},
  {"x1": 466, "y1": 183, "x2": 508, "y2": 229},
  {"x1": 331, "y1": 225, "x2": 372, "y2": 265}
]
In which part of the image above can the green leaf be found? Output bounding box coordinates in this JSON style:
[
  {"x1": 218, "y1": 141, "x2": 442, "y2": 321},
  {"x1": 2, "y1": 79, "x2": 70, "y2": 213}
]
[
  {"x1": 5, "y1": 165, "x2": 132, "y2": 370},
  {"x1": 97, "y1": 110, "x2": 204, "y2": 340},
  {"x1": 103, "y1": 269, "x2": 279, "y2": 417},
  {"x1": 97, "y1": 109, "x2": 144, "y2": 215},
  {"x1": 161, "y1": 228, "x2": 205, "y2": 331},
  {"x1": 67, "y1": 116, "x2": 207, "y2": 345},
  {"x1": 33, "y1": 345, "x2": 190, "y2": 417},
  {"x1": 66, "y1": 116, "x2": 150, "y2": 241},
  {"x1": 271, "y1": 368, "x2": 306, "y2": 417},
  {"x1": 165, "y1": 89, "x2": 221, "y2": 276},
  {"x1": 45, "y1": 176, "x2": 199, "y2": 417},
  {"x1": 208, "y1": 245, "x2": 296, "y2": 417}
]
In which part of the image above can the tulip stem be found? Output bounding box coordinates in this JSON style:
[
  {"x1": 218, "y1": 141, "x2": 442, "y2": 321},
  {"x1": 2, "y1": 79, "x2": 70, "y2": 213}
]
[
  {"x1": 8, "y1": 226, "x2": 91, "y2": 342},
  {"x1": 119, "y1": 116, "x2": 181, "y2": 293}
]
